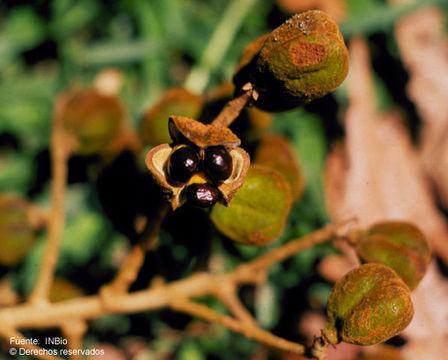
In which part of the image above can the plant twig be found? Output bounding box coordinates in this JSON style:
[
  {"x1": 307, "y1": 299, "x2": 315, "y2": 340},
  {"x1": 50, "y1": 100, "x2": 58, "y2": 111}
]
[
  {"x1": 231, "y1": 224, "x2": 338, "y2": 282},
  {"x1": 0, "y1": 222, "x2": 343, "y2": 359},
  {"x1": 0, "y1": 322, "x2": 63, "y2": 360},
  {"x1": 184, "y1": 0, "x2": 258, "y2": 94},
  {"x1": 212, "y1": 82, "x2": 258, "y2": 128},
  {"x1": 28, "y1": 96, "x2": 73, "y2": 306},
  {"x1": 214, "y1": 282, "x2": 257, "y2": 325},
  {"x1": 102, "y1": 201, "x2": 170, "y2": 295},
  {"x1": 170, "y1": 298, "x2": 305, "y2": 354},
  {"x1": 61, "y1": 320, "x2": 88, "y2": 360}
]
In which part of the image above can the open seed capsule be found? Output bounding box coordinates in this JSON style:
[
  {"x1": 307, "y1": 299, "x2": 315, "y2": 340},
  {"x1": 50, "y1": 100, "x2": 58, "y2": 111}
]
[
  {"x1": 185, "y1": 183, "x2": 219, "y2": 208},
  {"x1": 166, "y1": 145, "x2": 200, "y2": 184},
  {"x1": 204, "y1": 146, "x2": 233, "y2": 182}
]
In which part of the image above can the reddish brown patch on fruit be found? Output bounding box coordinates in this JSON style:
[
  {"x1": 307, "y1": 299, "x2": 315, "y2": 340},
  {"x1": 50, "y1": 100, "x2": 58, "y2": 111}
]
[{"x1": 289, "y1": 41, "x2": 326, "y2": 67}]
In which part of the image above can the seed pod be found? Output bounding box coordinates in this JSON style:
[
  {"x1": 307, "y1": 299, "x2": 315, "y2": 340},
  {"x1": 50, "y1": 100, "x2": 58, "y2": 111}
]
[
  {"x1": 323, "y1": 263, "x2": 413, "y2": 346},
  {"x1": 185, "y1": 183, "x2": 220, "y2": 208},
  {"x1": 204, "y1": 146, "x2": 233, "y2": 183},
  {"x1": 141, "y1": 88, "x2": 203, "y2": 146},
  {"x1": 146, "y1": 117, "x2": 250, "y2": 210},
  {"x1": 59, "y1": 90, "x2": 125, "y2": 154},
  {"x1": 355, "y1": 221, "x2": 431, "y2": 290},
  {"x1": 166, "y1": 145, "x2": 201, "y2": 184},
  {"x1": 210, "y1": 165, "x2": 292, "y2": 246},
  {"x1": 254, "y1": 134, "x2": 305, "y2": 201},
  {"x1": 234, "y1": 10, "x2": 349, "y2": 112},
  {"x1": 0, "y1": 194, "x2": 35, "y2": 266}
]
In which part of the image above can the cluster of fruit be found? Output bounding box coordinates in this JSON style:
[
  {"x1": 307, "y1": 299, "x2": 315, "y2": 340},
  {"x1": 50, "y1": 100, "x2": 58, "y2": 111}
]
[
  {"x1": 323, "y1": 221, "x2": 431, "y2": 346},
  {"x1": 166, "y1": 145, "x2": 233, "y2": 208}
]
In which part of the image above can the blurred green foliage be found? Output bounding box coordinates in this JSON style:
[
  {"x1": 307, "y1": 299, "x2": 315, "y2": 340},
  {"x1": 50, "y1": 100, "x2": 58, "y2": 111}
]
[{"x1": 0, "y1": 0, "x2": 447, "y2": 359}]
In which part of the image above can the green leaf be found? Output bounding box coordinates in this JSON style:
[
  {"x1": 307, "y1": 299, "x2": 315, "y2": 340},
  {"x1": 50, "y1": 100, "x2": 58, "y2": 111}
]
[
  {"x1": 211, "y1": 165, "x2": 292, "y2": 246},
  {"x1": 0, "y1": 153, "x2": 33, "y2": 193},
  {"x1": 59, "y1": 211, "x2": 110, "y2": 265},
  {"x1": 341, "y1": 0, "x2": 444, "y2": 37},
  {"x1": 178, "y1": 341, "x2": 205, "y2": 360},
  {"x1": 0, "y1": 7, "x2": 45, "y2": 67}
]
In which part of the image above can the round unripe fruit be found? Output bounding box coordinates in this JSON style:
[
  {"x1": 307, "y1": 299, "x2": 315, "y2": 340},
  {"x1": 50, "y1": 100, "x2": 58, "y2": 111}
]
[
  {"x1": 61, "y1": 90, "x2": 124, "y2": 154},
  {"x1": 167, "y1": 146, "x2": 200, "y2": 184},
  {"x1": 0, "y1": 194, "x2": 35, "y2": 266},
  {"x1": 185, "y1": 183, "x2": 219, "y2": 208},
  {"x1": 204, "y1": 146, "x2": 233, "y2": 182},
  {"x1": 323, "y1": 263, "x2": 413, "y2": 346},
  {"x1": 356, "y1": 221, "x2": 431, "y2": 290}
]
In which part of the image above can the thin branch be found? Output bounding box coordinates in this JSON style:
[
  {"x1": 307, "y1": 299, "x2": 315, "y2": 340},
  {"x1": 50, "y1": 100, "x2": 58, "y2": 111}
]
[
  {"x1": 102, "y1": 201, "x2": 170, "y2": 295},
  {"x1": 28, "y1": 96, "x2": 73, "y2": 306},
  {"x1": 1, "y1": 223, "x2": 341, "y2": 331},
  {"x1": 212, "y1": 83, "x2": 258, "y2": 128},
  {"x1": 0, "y1": 323, "x2": 63, "y2": 360},
  {"x1": 184, "y1": 0, "x2": 258, "y2": 94},
  {"x1": 61, "y1": 320, "x2": 88, "y2": 360},
  {"x1": 231, "y1": 224, "x2": 339, "y2": 282},
  {"x1": 214, "y1": 283, "x2": 257, "y2": 326},
  {"x1": 170, "y1": 298, "x2": 305, "y2": 354}
]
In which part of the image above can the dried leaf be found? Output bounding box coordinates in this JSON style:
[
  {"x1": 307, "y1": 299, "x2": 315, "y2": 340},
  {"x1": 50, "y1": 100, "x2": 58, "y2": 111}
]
[
  {"x1": 318, "y1": 254, "x2": 357, "y2": 283},
  {"x1": 324, "y1": 37, "x2": 448, "y2": 264},
  {"x1": 401, "y1": 263, "x2": 448, "y2": 360},
  {"x1": 360, "y1": 344, "x2": 404, "y2": 360},
  {"x1": 390, "y1": 2, "x2": 448, "y2": 211}
]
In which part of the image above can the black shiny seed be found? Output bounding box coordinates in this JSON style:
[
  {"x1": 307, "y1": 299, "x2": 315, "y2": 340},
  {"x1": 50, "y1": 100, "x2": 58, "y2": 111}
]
[
  {"x1": 185, "y1": 183, "x2": 219, "y2": 208},
  {"x1": 204, "y1": 146, "x2": 233, "y2": 182},
  {"x1": 167, "y1": 146, "x2": 200, "y2": 184}
]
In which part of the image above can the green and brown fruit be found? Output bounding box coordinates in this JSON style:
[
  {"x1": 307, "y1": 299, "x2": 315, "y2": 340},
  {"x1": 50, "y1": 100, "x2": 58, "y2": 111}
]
[
  {"x1": 233, "y1": 10, "x2": 349, "y2": 112},
  {"x1": 141, "y1": 88, "x2": 203, "y2": 146},
  {"x1": 0, "y1": 194, "x2": 36, "y2": 266},
  {"x1": 60, "y1": 90, "x2": 125, "y2": 155},
  {"x1": 210, "y1": 164, "x2": 292, "y2": 246},
  {"x1": 254, "y1": 134, "x2": 305, "y2": 201},
  {"x1": 323, "y1": 263, "x2": 413, "y2": 346},
  {"x1": 355, "y1": 221, "x2": 431, "y2": 290}
]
